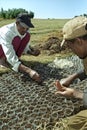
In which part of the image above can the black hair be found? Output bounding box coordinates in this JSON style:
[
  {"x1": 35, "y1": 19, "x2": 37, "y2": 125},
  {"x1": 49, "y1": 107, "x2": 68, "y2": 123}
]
[{"x1": 80, "y1": 34, "x2": 87, "y2": 40}]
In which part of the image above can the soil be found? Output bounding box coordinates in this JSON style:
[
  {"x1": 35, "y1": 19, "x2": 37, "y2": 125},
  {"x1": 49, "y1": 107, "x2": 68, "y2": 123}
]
[{"x1": 35, "y1": 36, "x2": 71, "y2": 55}]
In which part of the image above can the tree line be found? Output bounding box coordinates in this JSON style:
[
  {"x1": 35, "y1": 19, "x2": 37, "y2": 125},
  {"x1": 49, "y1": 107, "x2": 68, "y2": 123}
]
[
  {"x1": 75, "y1": 14, "x2": 87, "y2": 18},
  {"x1": 0, "y1": 8, "x2": 34, "y2": 19},
  {"x1": 0, "y1": 8, "x2": 87, "y2": 19}
]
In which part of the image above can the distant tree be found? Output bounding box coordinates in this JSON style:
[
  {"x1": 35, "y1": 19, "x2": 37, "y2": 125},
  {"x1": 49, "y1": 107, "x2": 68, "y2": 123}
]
[
  {"x1": 0, "y1": 8, "x2": 34, "y2": 19},
  {"x1": 5, "y1": 9, "x2": 12, "y2": 19},
  {"x1": 74, "y1": 14, "x2": 87, "y2": 18},
  {"x1": 0, "y1": 8, "x2": 6, "y2": 18},
  {"x1": 83, "y1": 14, "x2": 87, "y2": 17}
]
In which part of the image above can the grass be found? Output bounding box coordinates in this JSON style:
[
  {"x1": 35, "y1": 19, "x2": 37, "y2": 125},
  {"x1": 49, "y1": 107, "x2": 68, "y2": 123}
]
[
  {"x1": 21, "y1": 52, "x2": 73, "y2": 65},
  {"x1": 0, "y1": 19, "x2": 15, "y2": 27},
  {"x1": 30, "y1": 18, "x2": 69, "y2": 45}
]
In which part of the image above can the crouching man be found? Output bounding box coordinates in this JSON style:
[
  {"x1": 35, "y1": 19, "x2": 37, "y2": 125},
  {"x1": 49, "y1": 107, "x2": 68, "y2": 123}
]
[
  {"x1": 55, "y1": 16, "x2": 87, "y2": 130},
  {"x1": 0, "y1": 13, "x2": 41, "y2": 83}
]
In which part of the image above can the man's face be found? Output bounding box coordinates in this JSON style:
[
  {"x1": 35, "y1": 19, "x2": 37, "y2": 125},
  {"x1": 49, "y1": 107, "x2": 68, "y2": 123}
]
[
  {"x1": 66, "y1": 38, "x2": 87, "y2": 59},
  {"x1": 16, "y1": 22, "x2": 29, "y2": 35}
]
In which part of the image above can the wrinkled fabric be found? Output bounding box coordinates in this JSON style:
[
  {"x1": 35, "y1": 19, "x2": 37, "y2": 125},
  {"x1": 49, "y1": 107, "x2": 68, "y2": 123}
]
[
  {"x1": 66, "y1": 110, "x2": 87, "y2": 130},
  {"x1": 12, "y1": 33, "x2": 30, "y2": 57},
  {"x1": 0, "y1": 23, "x2": 30, "y2": 72},
  {"x1": 83, "y1": 57, "x2": 87, "y2": 75}
]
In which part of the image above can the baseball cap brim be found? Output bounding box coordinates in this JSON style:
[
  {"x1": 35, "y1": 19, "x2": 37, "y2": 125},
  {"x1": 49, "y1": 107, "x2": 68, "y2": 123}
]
[
  {"x1": 20, "y1": 21, "x2": 34, "y2": 28},
  {"x1": 20, "y1": 19, "x2": 34, "y2": 28}
]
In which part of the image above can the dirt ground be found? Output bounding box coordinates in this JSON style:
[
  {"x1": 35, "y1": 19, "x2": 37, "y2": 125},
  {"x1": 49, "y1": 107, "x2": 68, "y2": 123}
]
[{"x1": 35, "y1": 36, "x2": 71, "y2": 55}]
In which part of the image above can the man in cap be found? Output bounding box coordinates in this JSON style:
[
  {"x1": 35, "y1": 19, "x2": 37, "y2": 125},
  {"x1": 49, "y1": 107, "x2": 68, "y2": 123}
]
[
  {"x1": 0, "y1": 13, "x2": 41, "y2": 83},
  {"x1": 55, "y1": 16, "x2": 87, "y2": 129}
]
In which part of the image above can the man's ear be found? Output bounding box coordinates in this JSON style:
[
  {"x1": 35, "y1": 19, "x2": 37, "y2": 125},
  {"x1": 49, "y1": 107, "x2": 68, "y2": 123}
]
[
  {"x1": 76, "y1": 38, "x2": 83, "y2": 45},
  {"x1": 16, "y1": 21, "x2": 20, "y2": 26}
]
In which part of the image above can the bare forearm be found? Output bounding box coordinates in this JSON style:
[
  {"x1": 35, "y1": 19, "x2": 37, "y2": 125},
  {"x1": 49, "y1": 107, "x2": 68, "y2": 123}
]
[
  {"x1": 18, "y1": 64, "x2": 41, "y2": 82},
  {"x1": 73, "y1": 89, "x2": 83, "y2": 99},
  {"x1": 18, "y1": 63, "x2": 36, "y2": 77},
  {"x1": 18, "y1": 63, "x2": 32, "y2": 73},
  {"x1": 62, "y1": 73, "x2": 79, "y2": 86},
  {"x1": 68, "y1": 73, "x2": 79, "y2": 82},
  {"x1": 63, "y1": 71, "x2": 87, "y2": 86},
  {"x1": 67, "y1": 71, "x2": 87, "y2": 84}
]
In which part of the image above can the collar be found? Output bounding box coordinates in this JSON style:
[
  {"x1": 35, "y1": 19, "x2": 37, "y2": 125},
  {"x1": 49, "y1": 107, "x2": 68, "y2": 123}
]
[{"x1": 14, "y1": 23, "x2": 26, "y2": 38}]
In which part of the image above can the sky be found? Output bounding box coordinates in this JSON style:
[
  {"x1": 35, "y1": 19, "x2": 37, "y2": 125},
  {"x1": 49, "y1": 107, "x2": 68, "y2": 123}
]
[{"x1": 0, "y1": 0, "x2": 87, "y2": 19}]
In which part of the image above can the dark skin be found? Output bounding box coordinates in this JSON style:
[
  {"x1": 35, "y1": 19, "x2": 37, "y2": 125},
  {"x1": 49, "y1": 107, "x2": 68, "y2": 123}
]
[
  {"x1": 55, "y1": 38, "x2": 87, "y2": 98},
  {"x1": 16, "y1": 21, "x2": 29, "y2": 35},
  {"x1": 16, "y1": 21, "x2": 42, "y2": 83},
  {"x1": 67, "y1": 38, "x2": 87, "y2": 59}
]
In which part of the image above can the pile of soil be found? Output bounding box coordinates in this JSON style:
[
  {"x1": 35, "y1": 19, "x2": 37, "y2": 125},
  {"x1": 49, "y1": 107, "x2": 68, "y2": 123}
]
[{"x1": 35, "y1": 36, "x2": 70, "y2": 55}]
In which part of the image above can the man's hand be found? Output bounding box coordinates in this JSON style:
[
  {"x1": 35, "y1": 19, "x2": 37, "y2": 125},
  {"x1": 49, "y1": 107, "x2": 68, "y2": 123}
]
[
  {"x1": 32, "y1": 49, "x2": 40, "y2": 56},
  {"x1": 28, "y1": 47, "x2": 40, "y2": 56},
  {"x1": 55, "y1": 80, "x2": 74, "y2": 97},
  {"x1": 29, "y1": 70, "x2": 42, "y2": 83},
  {"x1": 19, "y1": 64, "x2": 42, "y2": 83}
]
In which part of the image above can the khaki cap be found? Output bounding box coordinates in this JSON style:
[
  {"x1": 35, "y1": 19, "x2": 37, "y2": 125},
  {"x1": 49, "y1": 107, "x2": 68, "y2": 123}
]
[{"x1": 61, "y1": 16, "x2": 87, "y2": 46}]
